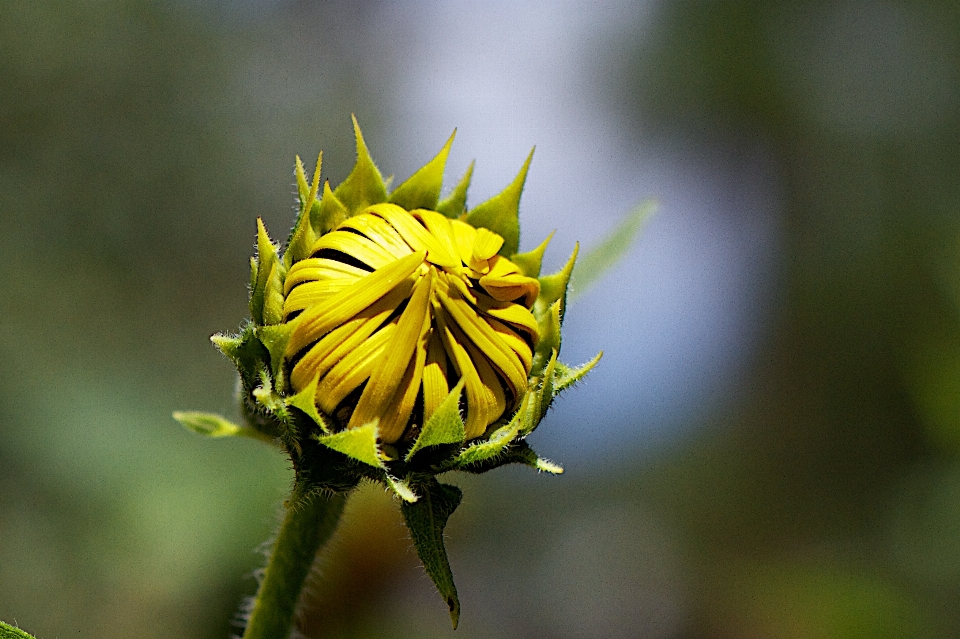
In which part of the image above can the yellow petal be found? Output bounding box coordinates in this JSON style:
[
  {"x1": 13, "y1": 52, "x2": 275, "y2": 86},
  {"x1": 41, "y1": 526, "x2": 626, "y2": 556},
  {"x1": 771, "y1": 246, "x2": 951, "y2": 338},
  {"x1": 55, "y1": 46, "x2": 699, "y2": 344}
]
[
  {"x1": 450, "y1": 219, "x2": 478, "y2": 267},
  {"x1": 310, "y1": 229, "x2": 397, "y2": 269},
  {"x1": 315, "y1": 321, "x2": 396, "y2": 414},
  {"x1": 413, "y1": 209, "x2": 460, "y2": 263},
  {"x1": 485, "y1": 315, "x2": 533, "y2": 373},
  {"x1": 476, "y1": 293, "x2": 540, "y2": 344},
  {"x1": 375, "y1": 338, "x2": 428, "y2": 444},
  {"x1": 436, "y1": 308, "x2": 500, "y2": 439},
  {"x1": 349, "y1": 269, "x2": 434, "y2": 430},
  {"x1": 422, "y1": 328, "x2": 450, "y2": 424},
  {"x1": 366, "y1": 203, "x2": 460, "y2": 268},
  {"x1": 339, "y1": 212, "x2": 415, "y2": 259},
  {"x1": 284, "y1": 257, "x2": 368, "y2": 296},
  {"x1": 287, "y1": 250, "x2": 425, "y2": 357}
]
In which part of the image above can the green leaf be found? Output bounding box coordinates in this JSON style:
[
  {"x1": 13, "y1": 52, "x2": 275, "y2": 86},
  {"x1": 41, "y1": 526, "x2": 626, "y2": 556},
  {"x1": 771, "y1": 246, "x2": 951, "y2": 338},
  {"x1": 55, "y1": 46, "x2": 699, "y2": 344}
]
[
  {"x1": 537, "y1": 242, "x2": 578, "y2": 322},
  {"x1": 389, "y1": 130, "x2": 455, "y2": 211},
  {"x1": 173, "y1": 411, "x2": 276, "y2": 444},
  {"x1": 436, "y1": 161, "x2": 474, "y2": 219},
  {"x1": 401, "y1": 479, "x2": 463, "y2": 628},
  {"x1": 0, "y1": 621, "x2": 36, "y2": 639},
  {"x1": 553, "y1": 352, "x2": 603, "y2": 394},
  {"x1": 569, "y1": 199, "x2": 656, "y2": 300},
  {"x1": 406, "y1": 380, "x2": 466, "y2": 461},
  {"x1": 465, "y1": 148, "x2": 533, "y2": 256},
  {"x1": 315, "y1": 421, "x2": 383, "y2": 468},
  {"x1": 510, "y1": 231, "x2": 553, "y2": 278},
  {"x1": 333, "y1": 115, "x2": 387, "y2": 217}
]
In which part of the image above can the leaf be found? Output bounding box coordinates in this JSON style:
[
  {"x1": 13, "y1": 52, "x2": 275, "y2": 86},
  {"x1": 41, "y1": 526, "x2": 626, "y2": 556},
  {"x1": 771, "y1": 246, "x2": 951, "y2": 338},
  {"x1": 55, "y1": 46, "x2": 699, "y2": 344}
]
[
  {"x1": 314, "y1": 420, "x2": 383, "y2": 468},
  {"x1": 333, "y1": 115, "x2": 387, "y2": 217},
  {"x1": 173, "y1": 411, "x2": 274, "y2": 444},
  {"x1": 568, "y1": 199, "x2": 656, "y2": 301},
  {"x1": 401, "y1": 479, "x2": 463, "y2": 628},
  {"x1": 389, "y1": 130, "x2": 455, "y2": 211},
  {"x1": 0, "y1": 621, "x2": 37, "y2": 639},
  {"x1": 436, "y1": 161, "x2": 474, "y2": 219},
  {"x1": 406, "y1": 380, "x2": 466, "y2": 461},
  {"x1": 465, "y1": 148, "x2": 533, "y2": 256}
]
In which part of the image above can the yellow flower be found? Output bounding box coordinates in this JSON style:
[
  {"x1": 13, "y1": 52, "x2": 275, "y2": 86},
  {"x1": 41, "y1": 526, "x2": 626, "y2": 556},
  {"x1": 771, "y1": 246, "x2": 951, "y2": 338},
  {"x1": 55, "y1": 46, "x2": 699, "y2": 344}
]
[{"x1": 283, "y1": 204, "x2": 540, "y2": 444}]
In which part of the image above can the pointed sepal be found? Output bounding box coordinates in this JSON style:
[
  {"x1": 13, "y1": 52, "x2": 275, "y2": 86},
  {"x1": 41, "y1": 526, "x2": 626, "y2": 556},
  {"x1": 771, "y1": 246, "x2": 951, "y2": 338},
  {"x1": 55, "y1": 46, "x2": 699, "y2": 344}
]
[
  {"x1": 531, "y1": 301, "x2": 561, "y2": 377},
  {"x1": 510, "y1": 231, "x2": 554, "y2": 278},
  {"x1": 173, "y1": 411, "x2": 275, "y2": 444},
  {"x1": 285, "y1": 373, "x2": 332, "y2": 433},
  {"x1": 385, "y1": 473, "x2": 418, "y2": 502},
  {"x1": 465, "y1": 148, "x2": 533, "y2": 256},
  {"x1": 553, "y1": 352, "x2": 603, "y2": 394},
  {"x1": 568, "y1": 199, "x2": 655, "y2": 301},
  {"x1": 401, "y1": 479, "x2": 463, "y2": 628},
  {"x1": 314, "y1": 180, "x2": 349, "y2": 235},
  {"x1": 285, "y1": 152, "x2": 323, "y2": 267},
  {"x1": 536, "y1": 242, "x2": 578, "y2": 322},
  {"x1": 389, "y1": 130, "x2": 455, "y2": 211},
  {"x1": 406, "y1": 380, "x2": 466, "y2": 461},
  {"x1": 333, "y1": 115, "x2": 388, "y2": 217},
  {"x1": 314, "y1": 420, "x2": 383, "y2": 468},
  {"x1": 250, "y1": 218, "x2": 281, "y2": 325},
  {"x1": 256, "y1": 322, "x2": 294, "y2": 382},
  {"x1": 436, "y1": 161, "x2": 474, "y2": 219}
]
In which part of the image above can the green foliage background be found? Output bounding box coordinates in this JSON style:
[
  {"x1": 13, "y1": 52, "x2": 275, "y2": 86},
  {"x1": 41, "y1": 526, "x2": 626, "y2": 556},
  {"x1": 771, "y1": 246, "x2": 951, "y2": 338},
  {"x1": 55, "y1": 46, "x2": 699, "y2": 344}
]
[{"x1": 3, "y1": 1, "x2": 960, "y2": 638}]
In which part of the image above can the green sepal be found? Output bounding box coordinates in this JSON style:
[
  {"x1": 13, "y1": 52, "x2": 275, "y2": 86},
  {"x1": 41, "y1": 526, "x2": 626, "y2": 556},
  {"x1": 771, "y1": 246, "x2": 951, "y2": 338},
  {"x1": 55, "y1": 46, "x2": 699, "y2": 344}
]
[
  {"x1": 211, "y1": 326, "x2": 270, "y2": 392},
  {"x1": 173, "y1": 411, "x2": 275, "y2": 443},
  {"x1": 252, "y1": 368, "x2": 288, "y2": 416},
  {"x1": 436, "y1": 161, "x2": 474, "y2": 219},
  {"x1": 385, "y1": 473, "x2": 418, "y2": 502},
  {"x1": 553, "y1": 352, "x2": 603, "y2": 394},
  {"x1": 389, "y1": 130, "x2": 455, "y2": 211},
  {"x1": 0, "y1": 621, "x2": 36, "y2": 639},
  {"x1": 406, "y1": 380, "x2": 466, "y2": 461},
  {"x1": 314, "y1": 180, "x2": 348, "y2": 235},
  {"x1": 400, "y1": 479, "x2": 463, "y2": 628},
  {"x1": 285, "y1": 153, "x2": 323, "y2": 267},
  {"x1": 536, "y1": 242, "x2": 579, "y2": 322},
  {"x1": 261, "y1": 261, "x2": 284, "y2": 326},
  {"x1": 250, "y1": 218, "x2": 280, "y2": 325},
  {"x1": 333, "y1": 115, "x2": 388, "y2": 217},
  {"x1": 511, "y1": 231, "x2": 553, "y2": 278},
  {"x1": 314, "y1": 420, "x2": 383, "y2": 468},
  {"x1": 568, "y1": 199, "x2": 655, "y2": 301},
  {"x1": 454, "y1": 400, "x2": 527, "y2": 468},
  {"x1": 531, "y1": 301, "x2": 561, "y2": 377},
  {"x1": 256, "y1": 323, "x2": 294, "y2": 383},
  {"x1": 285, "y1": 373, "x2": 332, "y2": 433},
  {"x1": 458, "y1": 440, "x2": 563, "y2": 475},
  {"x1": 465, "y1": 148, "x2": 533, "y2": 256},
  {"x1": 520, "y1": 349, "x2": 558, "y2": 436}
]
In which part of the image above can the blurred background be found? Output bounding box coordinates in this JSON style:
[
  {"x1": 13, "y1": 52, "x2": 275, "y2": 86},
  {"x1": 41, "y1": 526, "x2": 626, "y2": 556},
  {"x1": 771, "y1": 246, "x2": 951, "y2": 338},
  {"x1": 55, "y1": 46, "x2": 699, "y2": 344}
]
[{"x1": 2, "y1": 0, "x2": 960, "y2": 637}]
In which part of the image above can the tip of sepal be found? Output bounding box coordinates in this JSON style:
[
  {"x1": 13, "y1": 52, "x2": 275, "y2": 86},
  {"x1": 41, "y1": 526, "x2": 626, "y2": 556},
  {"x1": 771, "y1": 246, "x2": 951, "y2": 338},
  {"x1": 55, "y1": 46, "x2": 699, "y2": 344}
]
[
  {"x1": 389, "y1": 130, "x2": 456, "y2": 211},
  {"x1": 511, "y1": 230, "x2": 554, "y2": 278},
  {"x1": 465, "y1": 147, "x2": 534, "y2": 256},
  {"x1": 210, "y1": 332, "x2": 242, "y2": 360},
  {"x1": 285, "y1": 372, "x2": 332, "y2": 433},
  {"x1": 531, "y1": 301, "x2": 562, "y2": 376},
  {"x1": 385, "y1": 473, "x2": 418, "y2": 502},
  {"x1": 314, "y1": 420, "x2": 384, "y2": 468},
  {"x1": 334, "y1": 115, "x2": 388, "y2": 216},
  {"x1": 436, "y1": 160, "x2": 474, "y2": 219},
  {"x1": 250, "y1": 218, "x2": 281, "y2": 324},
  {"x1": 553, "y1": 351, "x2": 603, "y2": 394},
  {"x1": 536, "y1": 241, "x2": 579, "y2": 321},
  {"x1": 174, "y1": 411, "x2": 242, "y2": 437},
  {"x1": 406, "y1": 380, "x2": 466, "y2": 461}
]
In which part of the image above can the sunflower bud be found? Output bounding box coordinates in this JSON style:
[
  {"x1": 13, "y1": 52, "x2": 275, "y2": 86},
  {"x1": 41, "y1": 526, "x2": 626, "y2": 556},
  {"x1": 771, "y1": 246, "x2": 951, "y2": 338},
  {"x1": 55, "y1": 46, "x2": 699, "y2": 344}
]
[{"x1": 180, "y1": 116, "x2": 603, "y2": 625}]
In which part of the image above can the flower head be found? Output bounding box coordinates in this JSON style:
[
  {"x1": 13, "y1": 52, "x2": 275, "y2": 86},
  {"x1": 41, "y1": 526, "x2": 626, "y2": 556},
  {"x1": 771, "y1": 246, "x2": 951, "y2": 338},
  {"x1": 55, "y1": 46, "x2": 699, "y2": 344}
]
[{"x1": 179, "y1": 117, "x2": 603, "y2": 626}]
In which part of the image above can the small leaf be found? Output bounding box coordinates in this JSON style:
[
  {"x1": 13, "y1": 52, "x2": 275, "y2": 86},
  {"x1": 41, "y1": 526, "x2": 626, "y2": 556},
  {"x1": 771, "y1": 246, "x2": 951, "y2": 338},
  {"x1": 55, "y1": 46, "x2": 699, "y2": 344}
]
[
  {"x1": 436, "y1": 161, "x2": 474, "y2": 219},
  {"x1": 465, "y1": 148, "x2": 533, "y2": 256},
  {"x1": 389, "y1": 130, "x2": 455, "y2": 211},
  {"x1": 173, "y1": 411, "x2": 274, "y2": 444},
  {"x1": 406, "y1": 380, "x2": 466, "y2": 461},
  {"x1": 401, "y1": 479, "x2": 463, "y2": 628},
  {"x1": 569, "y1": 199, "x2": 656, "y2": 300},
  {"x1": 315, "y1": 421, "x2": 383, "y2": 468},
  {"x1": 510, "y1": 231, "x2": 554, "y2": 278},
  {"x1": 553, "y1": 352, "x2": 603, "y2": 394},
  {"x1": 333, "y1": 115, "x2": 387, "y2": 217},
  {"x1": 0, "y1": 621, "x2": 37, "y2": 639}
]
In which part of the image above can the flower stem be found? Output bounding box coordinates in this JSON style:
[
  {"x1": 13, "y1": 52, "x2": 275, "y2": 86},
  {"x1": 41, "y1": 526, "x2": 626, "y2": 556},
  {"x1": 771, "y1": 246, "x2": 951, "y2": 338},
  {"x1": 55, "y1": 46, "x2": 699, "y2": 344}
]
[{"x1": 242, "y1": 491, "x2": 348, "y2": 639}]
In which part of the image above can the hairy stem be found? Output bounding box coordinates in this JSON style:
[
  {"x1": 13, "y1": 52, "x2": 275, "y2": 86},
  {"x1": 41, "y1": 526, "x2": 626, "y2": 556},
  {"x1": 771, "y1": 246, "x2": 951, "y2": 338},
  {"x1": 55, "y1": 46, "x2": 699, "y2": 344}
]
[{"x1": 242, "y1": 491, "x2": 348, "y2": 639}]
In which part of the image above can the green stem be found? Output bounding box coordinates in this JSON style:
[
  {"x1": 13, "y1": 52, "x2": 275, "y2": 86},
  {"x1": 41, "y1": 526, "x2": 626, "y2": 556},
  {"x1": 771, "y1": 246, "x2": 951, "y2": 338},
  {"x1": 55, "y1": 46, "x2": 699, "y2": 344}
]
[{"x1": 242, "y1": 491, "x2": 348, "y2": 639}]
